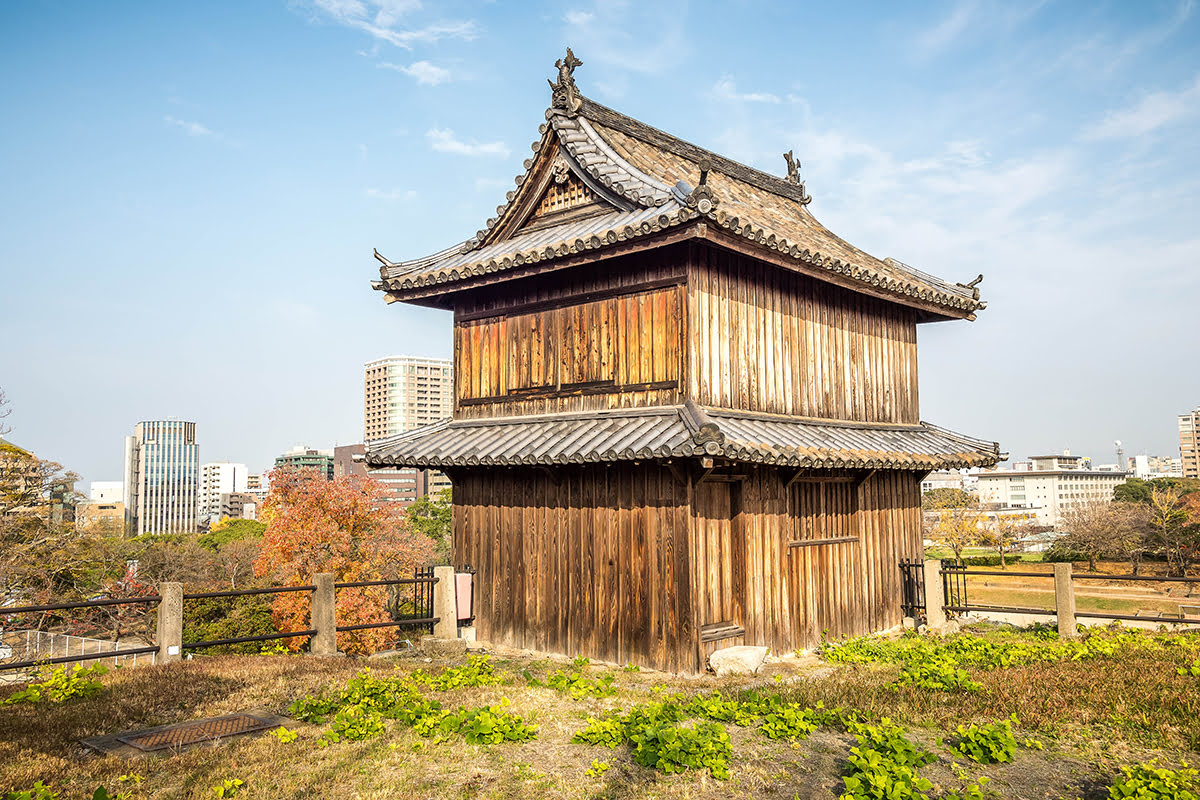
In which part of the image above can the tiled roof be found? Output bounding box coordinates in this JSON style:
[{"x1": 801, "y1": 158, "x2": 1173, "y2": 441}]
[
  {"x1": 373, "y1": 75, "x2": 986, "y2": 318},
  {"x1": 364, "y1": 404, "x2": 1000, "y2": 471}
]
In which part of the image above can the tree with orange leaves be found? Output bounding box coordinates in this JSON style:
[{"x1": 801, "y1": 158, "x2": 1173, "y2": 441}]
[{"x1": 253, "y1": 467, "x2": 434, "y2": 654}]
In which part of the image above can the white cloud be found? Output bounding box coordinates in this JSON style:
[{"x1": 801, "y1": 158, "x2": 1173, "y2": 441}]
[
  {"x1": 365, "y1": 187, "x2": 417, "y2": 201},
  {"x1": 711, "y1": 77, "x2": 782, "y2": 104},
  {"x1": 563, "y1": 10, "x2": 594, "y2": 25},
  {"x1": 164, "y1": 116, "x2": 214, "y2": 137},
  {"x1": 303, "y1": 0, "x2": 477, "y2": 49},
  {"x1": 378, "y1": 60, "x2": 452, "y2": 85},
  {"x1": 426, "y1": 128, "x2": 510, "y2": 158},
  {"x1": 1083, "y1": 73, "x2": 1200, "y2": 140}
]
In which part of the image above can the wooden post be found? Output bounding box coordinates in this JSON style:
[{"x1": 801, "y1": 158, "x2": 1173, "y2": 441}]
[
  {"x1": 433, "y1": 565, "x2": 457, "y2": 639},
  {"x1": 310, "y1": 573, "x2": 338, "y2": 655},
  {"x1": 1054, "y1": 562, "x2": 1077, "y2": 638},
  {"x1": 922, "y1": 559, "x2": 946, "y2": 629},
  {"x1": 156, "y1": 582, "x2": 183, "y2": 664}
]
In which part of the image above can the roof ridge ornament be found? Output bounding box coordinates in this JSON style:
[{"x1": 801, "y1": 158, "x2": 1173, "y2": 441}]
[
  {"x1": 956, "y1": 274, "x2": 984, "y2": 300},
  {"x1": 548, "y1": 47, "x2": 583, "y2": 117},
  {"x1": 782, "y1": 150, "x2": 813, "y2": 206},
  {"x1": 683, "y1": 158, "x2": 718, "y2": 214}
]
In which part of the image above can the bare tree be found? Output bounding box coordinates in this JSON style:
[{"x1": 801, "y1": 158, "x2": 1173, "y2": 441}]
[
  {"x1": 923, "y1": 494, "x2": 983, "y2": 564},
  {"x1": 1058, "y1": 500, "x2": 1148, "y2": 572},
  {"x1": 0, "y1": 387, "x2": 10, "y2": 437},
  {"x1": 1147, "y1": 487, "x2": 1197, "y2": 576}
]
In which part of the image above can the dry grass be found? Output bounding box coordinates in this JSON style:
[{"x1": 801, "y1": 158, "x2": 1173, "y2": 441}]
[{"x1": 0, "y1": 633, "x2": 1197, "y2": 800}]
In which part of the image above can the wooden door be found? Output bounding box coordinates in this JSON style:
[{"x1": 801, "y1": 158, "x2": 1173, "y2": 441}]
[
  {"x1": 788, "y1": 480, "x2": 864, "y2": 646},
  {"x1": 693, "y1": 481, "x2": 745, "y2": 657}
]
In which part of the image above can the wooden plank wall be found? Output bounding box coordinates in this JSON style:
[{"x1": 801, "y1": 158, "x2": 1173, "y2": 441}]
[
  {"x1": 688, "y1": 245, "x2": 921, "y2": 423},
  {"x1": 712, "y1": 467, "x2": 923, "y2": 657},
  {"x1": 453, "y1": 248, "x2": 688, "y2": 419},
  {"x1": 455, "y1": 463, "x2": 923, "y2": 673},
  {"x1": 453, "y1": 463, "x2": 695, "y2": 673}
]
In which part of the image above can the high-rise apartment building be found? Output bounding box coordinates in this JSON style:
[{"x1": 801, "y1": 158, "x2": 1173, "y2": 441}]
[
  {"x1": 123, "y1": 420, "x2": 199, "y2": 535},
  {"x1": 274, "y1": 446, "x2": 334, "y2": 479},
  {"x1": 364, "y1": 355, "x2": 453, "y2": 439},
  {"x1": 364, "y1": 355, "x2": 454, "y2": 495},
  {"x1": 199, "y1": 462, "x2": 247, "y2": 524},
  {"x1": 1181, "y1": 406, "x2": 1200, "y2": 478}
]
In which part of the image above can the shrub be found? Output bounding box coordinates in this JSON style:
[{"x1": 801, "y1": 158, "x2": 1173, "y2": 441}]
[
  {"x1": 840, "y1": 720, "x2": 936, "y2": 800},
  {"x1": 959, "y1": 555, "x2": 1024, "y2": 567},
  {"x1": 951, "y1": 717, "x2": 1018, "y2": 764},
  {"x1": 2, "y1": 664, "x2": 107, "y2": 705},
  {"x1": 629, "y1": 720, "x2": 732, "y2": 779},
  {"x1": 183, "y1": 596, "x2": 277, "y2": 655},
  {"x1": 1107, "y1": 762, "x2": 1199, "y2": 799}
]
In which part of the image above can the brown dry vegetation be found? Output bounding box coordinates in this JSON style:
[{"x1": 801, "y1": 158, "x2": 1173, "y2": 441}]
[{"x1": 0, "y1": 631, "x2": 1198, "y2": 800}]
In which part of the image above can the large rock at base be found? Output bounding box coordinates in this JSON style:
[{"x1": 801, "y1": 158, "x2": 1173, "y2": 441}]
[
  {"x1": 709, "y1": 646, "x2": 770, "y2": 677},
  {"x1": 420, "y1": 635, "x2": 468, "y2": 658}
]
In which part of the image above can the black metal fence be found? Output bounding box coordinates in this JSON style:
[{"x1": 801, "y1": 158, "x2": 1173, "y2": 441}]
[{"x1": 899, "y1": 559, "x2": 925, "y2": 618}]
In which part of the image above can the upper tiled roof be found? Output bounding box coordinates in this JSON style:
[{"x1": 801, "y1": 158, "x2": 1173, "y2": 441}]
[
  {"x1": 364, "y1": 403, "x2": 1000, "y2": 472},
  {"x1": 373, "y1": 55, "x2": 986, "y2": 319}
]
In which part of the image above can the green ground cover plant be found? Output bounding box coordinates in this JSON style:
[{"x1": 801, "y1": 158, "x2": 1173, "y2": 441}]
[
  {"x1": 629, "y1": 720, "x2": 732, "y2": 779},
  {"x1": 1, "y1": 665, "x2": 107, "y2": 706},
  {"x1": 1107, "y1": 762, "x2": 1199, "y2": 799},
  {"x1": 950, "y1": 717, "x2": 1018, "y2": 764}
]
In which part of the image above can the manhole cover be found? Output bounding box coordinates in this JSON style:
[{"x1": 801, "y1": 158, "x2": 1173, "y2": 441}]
[{"x1": 116, "y1": 714, "x2": 277, "y2": 752}]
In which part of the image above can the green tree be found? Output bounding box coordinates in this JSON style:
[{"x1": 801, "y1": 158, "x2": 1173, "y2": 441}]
[
  {"x1": 406, "y1": 487, "x2": 452, "y2": 562},
  {"x1": 923, "y1": 494, "x2": 983, "y2": 564}
]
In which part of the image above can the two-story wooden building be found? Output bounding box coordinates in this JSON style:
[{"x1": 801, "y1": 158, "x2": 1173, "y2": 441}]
[{"x1": 366, "y1": 51, "x2": 999, "y2": 672}]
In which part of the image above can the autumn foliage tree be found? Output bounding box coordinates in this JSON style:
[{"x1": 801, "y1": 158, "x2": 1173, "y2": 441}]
[
  {"x1": 922, "y1": 491, "x2": 982, "y2": 564},
  {"x1": 253, "y1": 467, "x2": 434, "y2": 654}
]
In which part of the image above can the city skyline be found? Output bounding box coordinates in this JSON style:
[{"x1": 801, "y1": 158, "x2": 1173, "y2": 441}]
[{"x1": 2, "y1": 2, "x2": 1199, "y2": 485}]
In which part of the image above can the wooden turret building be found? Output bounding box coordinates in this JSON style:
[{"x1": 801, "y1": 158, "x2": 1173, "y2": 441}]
[{"x1": 366, "y1": 51, "x2": 999, "y2": 672}]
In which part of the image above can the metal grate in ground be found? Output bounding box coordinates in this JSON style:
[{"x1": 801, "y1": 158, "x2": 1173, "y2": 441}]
[{"x1": 114, "y1": 714, "x2": 278, "y2": 752}]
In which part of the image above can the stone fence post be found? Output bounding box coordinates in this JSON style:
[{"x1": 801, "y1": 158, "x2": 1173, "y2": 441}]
[
  {"x1": 922, "y1": 559, "x2": 946, "y2": 629},
  {"x1": 310, "y1": 572, "x2": 338, "y2": 656},
  {"x1": 156, "y1": 582, "x2": 183, "y2": 664},
  {"x1": 432, "y1": 566, "x2": 457, "y2": 639},
  {"x1": 1053, "y1": 562, "x2": 1077, "y2": 637}
]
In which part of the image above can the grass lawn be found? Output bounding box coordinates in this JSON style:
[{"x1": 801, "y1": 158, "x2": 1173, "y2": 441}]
[{"x1": 1, "y1": 625, "x2": 1198, "y2": 799}]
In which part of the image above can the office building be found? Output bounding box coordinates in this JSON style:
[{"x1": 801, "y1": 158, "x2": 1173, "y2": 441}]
[
  {"x1": 1130, "y1": 454, "x2": 1184, "y2": 479},
  {"x1": 333, "y1": 443, "x2": 428, "y2": 507},
  {"x1": 274, "y1": 446, "x2": 334, "y2": 480},
  {"x1": 975, "y1": 451, "x2": 1128, "y2": 528},
  {"x1": 123, "y1": 420, "x2": 199, "y2": 535},
  {"x1": 218, "y1": 492, "x2": 258, "y2": 520},
  {"x1": 246, "y1": 472, "x2": 269, "y2": 500},
  {"x1": 363, "y1": 355, "x2": 454, "y2": 494},
  {"x1": 199, "y1": 462, "x2": 247, "y2": 524},
  {"x1": 1181, "y1": 407, "x2": 1199, "y2": 479}
]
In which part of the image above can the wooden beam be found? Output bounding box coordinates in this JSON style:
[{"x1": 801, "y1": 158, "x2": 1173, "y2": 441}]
[
  {"x1": 854, "y1": 469, "x2": 877, "y2": 491},
  {"x1": 787, "y1": 536, "x2": 860, "y2": 548}
]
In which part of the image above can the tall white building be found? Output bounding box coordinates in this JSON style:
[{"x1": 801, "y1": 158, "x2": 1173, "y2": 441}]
[
  {"x1": 199, "y1": 462, "x2": 248, "y2": 524},
  {"x1": 364, "y1": 355, "x2": 454, "y2": 495},
  {"x1": 975, "y1": 452, "x2": 1128, "y2": 528},
  {"x1": 364, "y1": 355, "x2": 454, "y2": 439},
  {"x1": 1181, "y1": 407, "x2": 1199, "y2": 479},
  {"x1": 88, "y1": 481, "x2": 124, "y2": 503},
  {"x1": 123, "y1": 420, "x2": 199, "y2": 535}
]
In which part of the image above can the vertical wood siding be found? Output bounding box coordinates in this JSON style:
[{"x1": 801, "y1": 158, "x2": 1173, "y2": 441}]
[
  {"x1": 453, "y1": 464, "x2": 695, "y2": 672},
  {"x1": 454, "y1": 464, "x2": 922, "y2": 673},
  {"x1": 687, "y1": 246, "x2": 921, "y2": 423}
]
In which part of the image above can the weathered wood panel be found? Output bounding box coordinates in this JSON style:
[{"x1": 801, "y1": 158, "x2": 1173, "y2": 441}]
[
  {"x1": 687, "y1": 246, "x2": 921, "y2": 423},
  {"x1": 453, "y1": 464, "x2": 694, "y2": 672}
]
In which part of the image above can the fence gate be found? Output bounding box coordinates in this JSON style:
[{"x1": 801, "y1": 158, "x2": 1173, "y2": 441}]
[{"x1": 898, "y1": 559, "x2": 926, "y2": 619}]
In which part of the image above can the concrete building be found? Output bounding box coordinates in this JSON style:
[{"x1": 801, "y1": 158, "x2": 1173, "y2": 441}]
[
  {"x1": 199, "y1": 462, "x2": 247, "y2": 524},
  {"x1": 975, "y1": 451, "x2": 1128, "y2": 528},
  {"x1": 76, "y1": 499, "x2": 125, "y2": 530},
  {"x1": 1181, "y1": 406, "x2": 1199, "y2": 479},
  {"x1": 333, "y1": 443, "x2": 429, "y2": 507},
  {"x1": 919, "y1": 469, "x2": 976, "y2": 494},
  {"x1": 246, "y1": 472, "x2": 269, "y2": 501},
  {"x1": 123, "y1": 420, "x2": 199, "y2": 535},
  {"x1": 363, "y1": 355, "x2": 454, "y2": 494},
  {"x1": 1130, "y1": 454, "x2": 1184, "y2": 479},
  {"x1": 88, "y1": 481, "x2": 124, "y2": 503},
  {"x1": 274, "y1": 446, "x2": 334, "y2": 480},
  {"x1": 218, "y1": 492, "x2": 258, "y2": 520}
]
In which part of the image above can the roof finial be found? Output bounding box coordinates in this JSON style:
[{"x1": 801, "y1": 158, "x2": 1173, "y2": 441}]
[
  {"x1": 685, "y1": 158, "x2": 718, "y2": 214},
  {"x1": 783, "y1": 150, "x2": 813, "y2": 205},
  {"x1": 957, "y1": 274, "x2": 984, "y2": 300},
  {"x1": 548, "y1": 47, "x2": 584, "y2": 117}
]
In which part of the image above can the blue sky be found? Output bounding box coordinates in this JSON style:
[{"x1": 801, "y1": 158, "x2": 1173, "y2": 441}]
[{"x1": 2, "y1": 1, "x2": 1198, "y2": 485}]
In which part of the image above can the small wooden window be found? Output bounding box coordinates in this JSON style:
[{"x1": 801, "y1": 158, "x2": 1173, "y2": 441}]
[{"x1": 788, "y1": 479, "x2": 858, "y2": 548}]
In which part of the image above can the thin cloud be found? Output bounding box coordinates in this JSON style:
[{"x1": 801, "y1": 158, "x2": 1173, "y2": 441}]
[
  {"x1": 426, "y1": 128, "x2": 510, "y2": 158},
  {"x1": 1083, "y1": 73, "x2": 1200, "y2": 140},
  {"x1": 916, "y1": 1, "x2": 975, "y2": 55},
  {"x1": 302, "y1": 0, "x2": 477, "y2": 49},
  {"x1": 711, "y1": 77, "x2": 782, "y2": 104},
  {"x1": 378, "y1": 60, "x2": 452, "y2": 85},
  {"x1": 163, "y1": 116, "x2": 214, "y2": 137}
]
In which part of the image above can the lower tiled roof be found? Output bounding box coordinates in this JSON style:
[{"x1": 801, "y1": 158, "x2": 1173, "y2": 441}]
[{"x1": 364, "y1": 404, "x2": 999, "y2": 471}]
